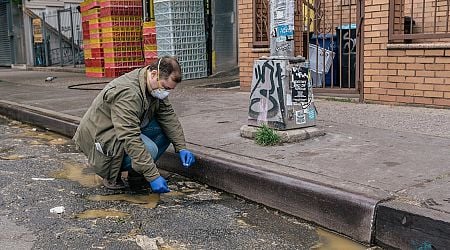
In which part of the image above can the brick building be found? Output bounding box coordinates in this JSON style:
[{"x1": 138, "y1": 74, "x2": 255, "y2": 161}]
[{"x1": 238, "y1": 0, "x2": 450, "y2": 108}]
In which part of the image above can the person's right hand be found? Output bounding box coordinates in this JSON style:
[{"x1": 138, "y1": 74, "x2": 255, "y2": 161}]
[{"x1": 149, "y1": 176, "x2": 170, "y2": 193}]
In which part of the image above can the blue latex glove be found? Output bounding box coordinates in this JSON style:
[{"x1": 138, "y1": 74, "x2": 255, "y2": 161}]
[
  {"x1": 179, "y1": 149, "x2": 195, "y2": 168},
  {"x1": 149, "y1": 176, "x2": 170, "y2": 193}
]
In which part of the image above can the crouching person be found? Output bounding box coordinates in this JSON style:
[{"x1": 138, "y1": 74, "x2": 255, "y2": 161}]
[{"x1": 73, "y1": 56, "x2": 195, "y2": 193}]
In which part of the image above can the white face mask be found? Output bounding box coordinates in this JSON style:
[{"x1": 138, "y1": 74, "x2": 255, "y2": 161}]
[{"x1": 151, "y1": 88, "x2": 170, "y2": 99}]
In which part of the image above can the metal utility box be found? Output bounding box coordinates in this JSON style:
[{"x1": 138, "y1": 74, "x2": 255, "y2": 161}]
[{"x1": 248, "y1": 56, "x2": 317, "y2": 130}]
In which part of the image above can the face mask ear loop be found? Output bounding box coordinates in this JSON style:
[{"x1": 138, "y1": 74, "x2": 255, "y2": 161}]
[{"x1": 157, "y1": 58, "x2": 162, "y2": 89}]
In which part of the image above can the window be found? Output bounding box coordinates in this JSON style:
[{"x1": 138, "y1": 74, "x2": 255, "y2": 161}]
[
  {"x1": 253, "y1": 0, "x2": 269, "y2": 47},
  {"x1": 389, "y1": 0, "x2": 450, "y2": 42}
]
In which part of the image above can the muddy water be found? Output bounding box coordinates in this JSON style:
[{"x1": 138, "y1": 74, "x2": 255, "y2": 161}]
[
  {"x1": 87, "y1": 194, "x2": 161, "y2": 209},
  {"x1": 0, "y1": 154, "x2": 26, "y2": 160},
  {"x1": 311, "y1": 229, "x2": 367, "y2": 250},
  {"x1": 75, "y1": 209, "x2": 129, "y2": 219},
  {"x1": 20, "y1": 128, "x2": 70, "y2": 145},
  {"x1": 51, "y1": 162, "x2": 102, "y2": 188}
]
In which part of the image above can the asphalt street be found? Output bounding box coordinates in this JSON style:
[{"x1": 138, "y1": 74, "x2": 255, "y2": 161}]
[{"x1": 0, "y1": 116, "x2": 371, "y2": 250}]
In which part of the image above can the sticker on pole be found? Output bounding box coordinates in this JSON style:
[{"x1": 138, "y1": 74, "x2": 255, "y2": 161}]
[
  {"x1": 295, "y1": 111, "x2": 306, "y2": 124},
  {"x1": 277, "y1": 24, "x2": 294, "y2": 40}
]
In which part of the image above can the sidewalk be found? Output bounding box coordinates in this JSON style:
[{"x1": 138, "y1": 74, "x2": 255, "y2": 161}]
[{"x1": 0, "y1": 68, "x2": 449, "y2": 248}]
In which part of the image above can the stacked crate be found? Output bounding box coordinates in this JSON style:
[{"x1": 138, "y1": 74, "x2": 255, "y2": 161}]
[
  {"x1": 143, "y1": 21, "x2": 158, "y2": 65},
  {"x1": 100, "y1": 0, "x2": 144, "y2": 77},
  {"x1": 81, "y1": 2, "x2": 104, "y2": 77},
  {"x1": 81, "y1": 0, "x2": 144, "y2": 78},
  {"x1": 154, "y1": 0, "x2": 208, "y2": 80}
]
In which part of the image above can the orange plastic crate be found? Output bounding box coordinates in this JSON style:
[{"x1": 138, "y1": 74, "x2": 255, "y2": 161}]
[
  {"x1": 86, "y1": 67, "x2": 104, "y2": 73},
  {"x1": 101, "y1": 31, "x2": 142, "y2": 38},
  {"x1": 143, "y1": 21, "x2": 155, "y2": 28},
  {"x1": 101, "y1": 26, "x2": 142, "y2": 33},
  {"x1": 100, "y1": 21, "x2": 142, "y2": 28},
  {"x1": 100, "y1": 6, "x2": 142, "y2": 17},
  {"x1": 85, "y1": 59, "x2": 104, "y2": 67},
  {"x1": 104, "y1": 56, "x2": 144, "y2": 63},
  {"x1": 144, "y1": 51, "x2": 157, "y2": 58},
  {"x1": 80, "y1": 0, "x2": 100, "y2": 12},
  {"x1": 104, "y1": 46, "x2": 143, "y2": 53},
  {"x1": 101, "y1": 36, "x2": 141, "y2": 43},
  {"x1": 104, "y1": 51, "x2": 142, "y2": 58},
  {"x1": 101, "y1": 41, "x2": 142, "y2": 48},
  {"x1": 104, "y1": 61, "x2": 144, "y2": 68},
  {"x1": 86, "y1": 72, "x2": 105, "y2": 78}
]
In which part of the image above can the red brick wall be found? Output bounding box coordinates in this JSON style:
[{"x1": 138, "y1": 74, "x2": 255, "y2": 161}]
[{"x1": 364, "y1": 0, "x2": 450, "y2": 107}]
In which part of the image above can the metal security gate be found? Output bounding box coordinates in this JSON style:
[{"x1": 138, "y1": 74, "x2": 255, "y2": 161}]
[
  {"x1": 0, "y1": 3, "x2": 12, "y2": 66},
  {"x1": 212, "y1": 0, "x2": 237, "y2": 74},
  {"x1": 32, "y1": 7, "x2": 83, "y2": 67},
  {"x1": 302, "y1": 0, "x2": 362, "y2": 91}
]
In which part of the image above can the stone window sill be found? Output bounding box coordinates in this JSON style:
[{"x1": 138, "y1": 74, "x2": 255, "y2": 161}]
[
  {"x1": 387, "y1": 43, "x2": 450, "y2": 50},
  {"x1": 252, "y1": 48, "x2": 270, "y2": 53}
]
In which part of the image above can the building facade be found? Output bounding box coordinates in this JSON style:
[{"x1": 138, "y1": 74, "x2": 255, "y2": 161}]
[
  {"x1": 0, "y1": 0, "x2": 83, "y2": 67},
  {"x1": 238, "y1": 0, "x2": 450, "y2": 108}
]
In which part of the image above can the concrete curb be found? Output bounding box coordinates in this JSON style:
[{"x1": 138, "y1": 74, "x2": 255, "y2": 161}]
[
  {"x1": 158, "y1": 152, "x2": 378, "y2": 243},
  {"x1": 375, "y1": 201, "x2": 450, "y2": 249},
  {"x1": 27, "y1": 66, "x2": 85, "y2": 74},
  {"x1": 0, "y1": 100, "x2": 80, "y2": 136},
  {"x1": 6, "y1": 99, "x2": 448, "y2": 247}
]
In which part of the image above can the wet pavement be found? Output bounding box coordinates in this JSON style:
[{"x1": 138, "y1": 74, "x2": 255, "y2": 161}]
[{"x1": 0, "y1": 116, "x2": 373, "y2": 249}]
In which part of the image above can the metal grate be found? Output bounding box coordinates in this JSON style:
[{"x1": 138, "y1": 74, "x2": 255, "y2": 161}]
[
  {"x1": 389, "y1": 0, "x2": 450, "y2": 42},
  {"x1": 154, "y1": 0, "x2": 208, "y2": 79}
]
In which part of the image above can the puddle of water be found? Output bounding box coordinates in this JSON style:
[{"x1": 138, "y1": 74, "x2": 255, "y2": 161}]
[
  {"x1": 0, "y1": 116, "x2": 8, "y2": 125},
  {"x1": 75, "y1": 209, "x2": 129, "y2": 219},
  {"x1": 51, "y1": 162, "x2": 102, "y2": 188},
  {"x1": 164, "y1": 191, "x2": 184, "y2": 197},
  {"x1": 311, "y1": 229, "x2": 367, "y2": 250},
  {"x1": 86, "y1": 194, "x2": 161, "y2": 209},
  {"x1": 0, "y1": 154, "x2": 25, "y2": 160},
  {"x1": 21, "y1": 129, "x2": 70, "y2": 145},
  {"x1": 29, "y1": 140, "x2": 43, "y2": 145},
  {"x1": 0, "y1": 146, "x2": 15, "y2": 153}
]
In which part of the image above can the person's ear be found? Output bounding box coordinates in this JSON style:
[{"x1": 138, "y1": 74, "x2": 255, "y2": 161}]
[{"x1": 149, "y1": 70, "x2": 158, "y2": 80}]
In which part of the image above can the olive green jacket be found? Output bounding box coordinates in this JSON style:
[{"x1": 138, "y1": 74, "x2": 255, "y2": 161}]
[{"x1": 73, "y1": 66, "x2": 186, "y2": 182}]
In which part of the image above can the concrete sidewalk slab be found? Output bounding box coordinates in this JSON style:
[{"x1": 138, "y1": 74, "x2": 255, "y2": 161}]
[
  {"x1": 240, "y1": 125, "x2": 326, "y2": 143},
  {"x1": 1, "y1": 69, "x2": 449, "y2": 248}
]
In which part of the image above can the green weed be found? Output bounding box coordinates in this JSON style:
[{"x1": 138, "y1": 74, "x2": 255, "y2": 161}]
[{"x1": 254, "y1": 124, "x2": 281, "y2": 146}]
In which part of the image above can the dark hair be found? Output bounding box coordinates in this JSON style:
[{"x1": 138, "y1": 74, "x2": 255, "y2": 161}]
[{"x1": 148, "y1": 56, "x2": 182, "y2": 83}]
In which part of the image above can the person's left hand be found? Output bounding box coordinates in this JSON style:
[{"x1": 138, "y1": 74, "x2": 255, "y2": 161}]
[{"x1": 179, "y1": 149, "x2": 195, "y2": 168}]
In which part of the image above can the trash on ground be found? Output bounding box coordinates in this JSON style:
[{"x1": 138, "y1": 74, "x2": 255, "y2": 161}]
[
  {"x1": 45, "y1": 76, "x2": 57, "y2": 82},
  {"x1": 32, "y1": 177, "x2": 55, "y2": 181},
  {"x1": 135, "y1": 235, "x2": 164, "y2": 250},
  {"x1": 50, "y1": 206, "x2": 65, "y2": 214}
]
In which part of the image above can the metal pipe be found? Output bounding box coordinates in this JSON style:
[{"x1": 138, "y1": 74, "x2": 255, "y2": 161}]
[
  {"x1": 7, "y1": 0, "x2": 15, "y2": 64},
  {"x1": 339, "y1": 0, "x2": 342, "y2": 88},
  {"x1": 331, "y1": 0, "x2": 335, "y2": 88},
  {"x1": 69, "y1": 7, "x2": 76, "y2": 67},
  {"x1": 42, "y1": 12, "x2": 48, "y2": 66},
  {"x1": 57, "y1": 9, "x2": 63, "y2": 67},
  {"x1": 348, "y1": 0, "x2": 352, "y2": 89}
]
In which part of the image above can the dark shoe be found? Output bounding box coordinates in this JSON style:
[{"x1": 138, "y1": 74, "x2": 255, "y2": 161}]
[
  {"x1": 127, "y1": 169, "x2": 149, "y2": 191},
  {"x1": 102, "y1": 177, "x2": 126, "y2": 190}
]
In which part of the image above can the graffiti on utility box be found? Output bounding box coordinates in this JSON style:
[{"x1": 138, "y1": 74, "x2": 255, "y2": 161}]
[
  {"x1": 249, "y1": 60, "x2": 286, "y2": 126},
  {"x1": 249, "y1": 59, "x2": 317, "y2": 130}
]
